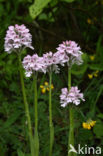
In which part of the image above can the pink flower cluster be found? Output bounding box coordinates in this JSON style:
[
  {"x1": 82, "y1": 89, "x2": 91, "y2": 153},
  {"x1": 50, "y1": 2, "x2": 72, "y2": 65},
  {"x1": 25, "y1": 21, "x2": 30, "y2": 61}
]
[
  {"x1": 60, "y1": 87, "x2": 85, "y2": 107},
  {"x1": 43, "y1": 51, "x2": 61, "y2": 73},
  {"x1": 22, "y1": 54, "x2": 46, "y2": 77},
  {"x1": 56, "y1": 40, "x2": 83, "y2": 66},
  {"x1": 22, "y1": 51, "x2": 63, "y2": 77},
  {"x1": 4, "y1": 24, "x2": 34, "y2": 53},
  {"x1": 22, "y1": 40, "x2": 84, "y2": 77}
]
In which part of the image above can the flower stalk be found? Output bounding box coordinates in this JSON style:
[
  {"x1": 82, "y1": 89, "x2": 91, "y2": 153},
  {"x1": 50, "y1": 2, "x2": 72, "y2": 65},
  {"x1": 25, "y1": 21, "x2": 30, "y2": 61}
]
[
  {"x1": 18, "y1": 54, "x2": 34, "y2": 156},
  {"x1": 49, "y1": 72, "x2": 54, "y2": 156},
  {"x1": 34, "y1": 74, "x2": 39, "y2": 156},
  {"x1": 68, "y1": 68, "x2": 75, "y2": 156}
]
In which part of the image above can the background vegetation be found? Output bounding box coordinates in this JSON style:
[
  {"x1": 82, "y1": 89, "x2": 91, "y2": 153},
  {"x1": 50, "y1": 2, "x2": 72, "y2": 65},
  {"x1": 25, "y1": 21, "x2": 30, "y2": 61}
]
[{"x1": 0, "y1": 0, "x2": 103, "y2": 155}]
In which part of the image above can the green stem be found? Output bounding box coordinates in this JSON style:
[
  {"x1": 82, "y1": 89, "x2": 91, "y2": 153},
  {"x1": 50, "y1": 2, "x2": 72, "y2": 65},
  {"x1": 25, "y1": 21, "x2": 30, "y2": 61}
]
[
  {"x1": 68, "y1": 107, "x2": 74, "y2": 156},
  {"x1": 34, "y1": 75, "x2": 39, "y2": 156},
  {"x1": 68, "y1": 67, "x2": 71, "y2": 91},
  {"x1": 34, "y1": 75, "x2": 38, "y2": 132},
  {"x1": 49, "y1": 72, "x2": 54, "y2": 156},
  {"x1": 68, "y1": 68, "x2": 75, "y2": 156},
  {"x1": 18, "y1": 55, "x2": 34, "y2": 156}
]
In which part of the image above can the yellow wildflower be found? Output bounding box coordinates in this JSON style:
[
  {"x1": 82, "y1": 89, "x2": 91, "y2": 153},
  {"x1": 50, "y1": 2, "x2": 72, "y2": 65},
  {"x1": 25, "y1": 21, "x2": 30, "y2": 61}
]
[
  {"x1": 82, "y1": 123, "x2": 87, "y2": 129},
  {"x1": 90, "y1": 55, "x2": 95, "y2": 61},
  {"x1": 88, "y1": 74, "x2": 93, "y2": 79},
  {"x1": 87, "y1": 18, "x2": 93, "y2": 24},
  {"x1": 82, "y1": 120, "x2": 96, "y2": 130},
  {"x1": 90, "y1": 121, "x2": 96, "y2": 127},
  {"x1": 44, "y1": 82, "x2": 48, "y2": 86},
  {"x1": 87, "y1": 124, "x2": 91, "y2": 130},
  {"x1": 94, "y1": 70, "x2": 99, "y2": 77},
  {"x1": 88, "y1": 71, "x2": 99, "y2": 79},
  {"x1": 51, "y1": 84, "x2": 54, "y2": 89},
  {"x1": 41, "y1": 88, "x2": 46, "y2": 94},
  {"x1": 40, "y1": 81, "x2": 54, "y2": 94},
  {"x1": 47, "y1": 87, "x2": 49, "y2": 91},
  {"x1": 40, "y1": 85, "x2": 44, "y2": 89}
]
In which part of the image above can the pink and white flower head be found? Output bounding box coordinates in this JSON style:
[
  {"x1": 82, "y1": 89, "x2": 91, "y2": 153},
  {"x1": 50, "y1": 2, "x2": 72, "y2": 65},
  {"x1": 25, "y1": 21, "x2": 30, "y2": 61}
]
[
  {"x1": 60, "y1": 86, "x2": 85, "y2": 107},
  {"x1": 4, "y1": 24, "x2": 34, "y2": 53},
  {"x1": 54, "y1": 51, "x2": 69, "y2": 66},
  {"x1": 56, "y1": 40, "x2": 83, "y2": 66},
  {"x1": 43, "y1": 51, "x2": 60, "y2": 73},
  {"x1": 22, "y1": 54, "x2": 46, "y2": 77}
]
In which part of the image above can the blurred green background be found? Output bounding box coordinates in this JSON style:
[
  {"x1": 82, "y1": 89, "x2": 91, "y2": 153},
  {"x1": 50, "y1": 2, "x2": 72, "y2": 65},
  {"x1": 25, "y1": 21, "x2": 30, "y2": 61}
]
[{"x1": 0, "y1": 0, "x2": 103, "y2": 155}]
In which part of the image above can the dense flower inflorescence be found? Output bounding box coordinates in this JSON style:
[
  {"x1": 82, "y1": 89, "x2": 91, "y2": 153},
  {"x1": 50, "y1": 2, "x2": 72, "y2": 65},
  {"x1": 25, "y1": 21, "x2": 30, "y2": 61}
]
[
  {"x1": 54, "y1": 51, "x2": 69, "y2": 66},
  {"x1": 22, "y1": 54, "x2": 46, "y2": 77},
  {"x1": 43, "y1": 51, "x2": 60, "y2": 73},
  {"x1": 60, "y1": 86, "x2": 85, "y2": 107},
  {"x1": 4, "y1": 24, "x2": 34, "y2": 53},
  {"x1": 56, "y1": 40, "x2": 83, "y2": 66}
]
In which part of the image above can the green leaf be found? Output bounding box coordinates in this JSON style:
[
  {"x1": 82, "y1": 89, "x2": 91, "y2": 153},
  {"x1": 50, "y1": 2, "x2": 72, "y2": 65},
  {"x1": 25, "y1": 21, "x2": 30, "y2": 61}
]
[
  {"x1": 0, "y1": 0, "x2": 5, "y2": 2},
  {"x1": 17, "y1": 150, "x2": 25, "y2": 156},
  {"x1": 38, "y1": 13, "x2": 48, "y2": 20},
  {"x1": 29, "y1": 0, "x2": 52, "y2": 19},
  {"x1": 0, "y1": 4, "x2": 4, "y2": 17},
  {"x1": 93, "y1": 122, "x2": 103, "y2": 138},
  {"x1": 96, "y1": 35, "x2": 103, "y2": 54},
  {"x1": 89, "y1": 63, "x2": 103, "y2": 71},
  {"x1": 50, "y1": 0, "x2": 58, "y2": 7},
  {"x1": 0, "y1": 144, "x2": 5, "y2": 156},
  {"x1": 97, "y1": 113, "x2": 103, "y2": 119},
  {"x1": 0, "y1": 111, "x2": 21, "y2": 132},
  {"x1": 61, "y1": 0, "x2": 75, "y2": 3},
  {"x1": 17, "y1": 150, "x2": 31, "y2": 156},
  {"x1": 79, "y1": 129, "x2": 93, "y2": 141}
]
